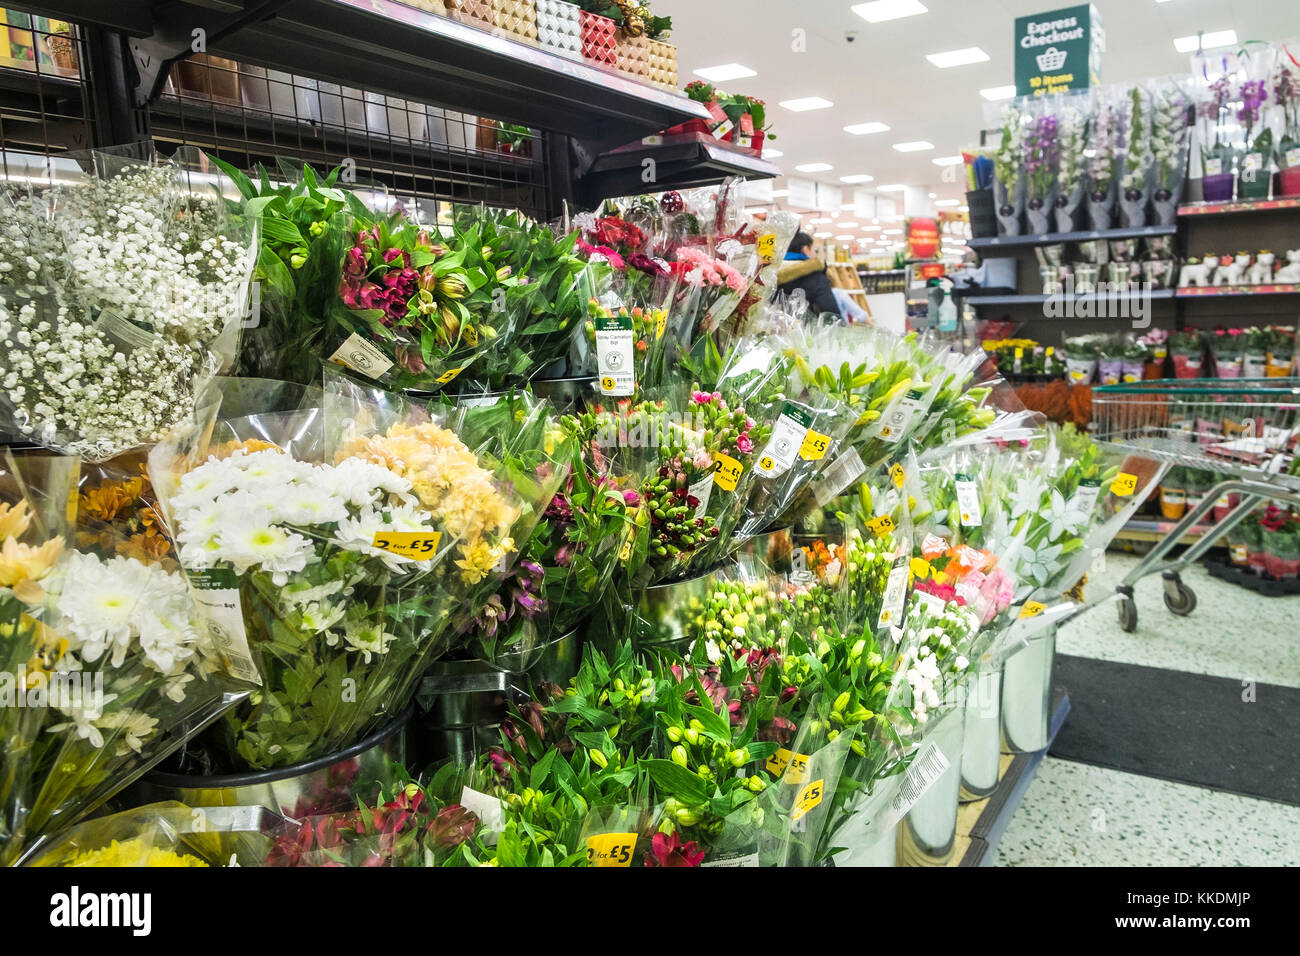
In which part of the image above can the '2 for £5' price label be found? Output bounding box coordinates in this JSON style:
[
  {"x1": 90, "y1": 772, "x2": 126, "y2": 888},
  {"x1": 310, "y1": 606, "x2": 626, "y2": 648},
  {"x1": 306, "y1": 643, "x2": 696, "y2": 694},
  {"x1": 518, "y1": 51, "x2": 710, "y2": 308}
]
[
  {"x1": 766, "y1": 748, "x2": 811, "y2": 784},
  {"x1": 714, "y1": 453, "x2": 744, "y2": 492},
  {"x1": 371, "y1": 531, "x2": 442, "y2": 560},
  {"x1": 586, "y1": 832, "x2": 637, "y2": 867}
]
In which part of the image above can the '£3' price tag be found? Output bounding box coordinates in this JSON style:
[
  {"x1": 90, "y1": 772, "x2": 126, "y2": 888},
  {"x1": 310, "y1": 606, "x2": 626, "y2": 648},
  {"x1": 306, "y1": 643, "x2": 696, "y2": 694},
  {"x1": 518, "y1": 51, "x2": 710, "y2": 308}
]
[
  {"x1": 791, "y1": 779, "x2": 824, "y2": 822},
  {"x1": 1110, "y1": 473, "x2": 1138, "y2": 497},
  {"x1": 586, "y1": 832, "x2": 637, "y2": 867},
  {"x1": 371, "y1": 531, "x2": 442, "y2": 560}
]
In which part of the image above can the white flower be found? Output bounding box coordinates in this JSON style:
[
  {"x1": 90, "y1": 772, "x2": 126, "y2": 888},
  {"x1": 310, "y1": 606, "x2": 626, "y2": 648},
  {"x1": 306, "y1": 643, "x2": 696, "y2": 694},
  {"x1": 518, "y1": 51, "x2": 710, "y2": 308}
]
[
  {"x1": 323, "y1": 457, "x2": 413, "y2": 508},
  {"x1": 1008, "y1": 476, "x2": 1047, "y2": 519},
  {"x1": 54, "y1": 552, "x2": 154, "y2": 665},
  {"x1": 332, "y1": 501, "x2": 435, "y2": 572},
  {"x1": 342, "y1": 620, "x2": 395, "y2": 663},
  {"x1": 300, "y1": 602, "x2": 346, "y2": 634},
  {"x1": 218, "y1": 515, "x2": 314, "y2": 582},
  {"x1": 955, "y1": 655, "x2": 970, "y2": 672},
  {"x1": 1043, "y1": 489, "x2": 1085, "y2": 542}
]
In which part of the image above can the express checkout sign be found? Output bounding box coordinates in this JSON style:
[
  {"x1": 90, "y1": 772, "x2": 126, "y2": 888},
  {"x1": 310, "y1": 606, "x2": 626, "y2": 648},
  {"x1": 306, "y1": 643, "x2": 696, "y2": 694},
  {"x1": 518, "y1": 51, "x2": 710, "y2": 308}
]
[{"x1": 1014, "y1": 4, "x2": 1105, "y2": 97}]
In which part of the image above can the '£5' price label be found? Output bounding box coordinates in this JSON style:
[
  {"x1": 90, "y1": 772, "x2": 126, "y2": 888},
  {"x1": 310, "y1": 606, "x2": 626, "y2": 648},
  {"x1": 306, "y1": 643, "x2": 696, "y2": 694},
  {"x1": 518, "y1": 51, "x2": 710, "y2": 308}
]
[
  {"x1": 1018, "y1": 600, "x2": 1046, "y2": 620},
  {"x1": 757, "y1": 233, "x2": 777, "y2": 264},
  {"x1": 890, "y1": 463, "x2": 906, "y2": 489},
  {"x1": 435, "y1": 367, "x2": 464, "y2": 386},
  {"x1": 1110, "y1": 472, "x2": 1138, "y2": 497},
  {"x1": 867, "y1": 514, "x2": 895, "y2": 537},
  {"x1": 791, "y1": 779, "x2": 824, "y2": 822},
  {"x1": 799, "y1": 429, "x2": 830, "y2": 462},
  {"x1": 586, "y1": 832, "x2": 637, "y2": 868},
  {"x1": 371, "y1": 531, "x2": 442, "y2": 560}
]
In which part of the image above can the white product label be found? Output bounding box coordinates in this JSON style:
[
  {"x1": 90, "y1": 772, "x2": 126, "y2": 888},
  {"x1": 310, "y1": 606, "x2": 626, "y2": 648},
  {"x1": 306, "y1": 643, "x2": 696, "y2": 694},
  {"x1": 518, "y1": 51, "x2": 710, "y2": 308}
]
[
  {"x1": 457, "y1": 394, "x2": 500, "y2": 408},
  {"x1": 1215, "y1": 495, "x2": 1232, "y2": 510},
  {"x1": 459, "y1": 786, "x2": 505, "y2": 834},
  {"x1": 877, "y1": 557, "x2": 910, "y2": 630},
  {"x1": 814, "y1": 447, "x2": 866, "y2": 506},
  {"x1": 701, "y1": 851, "x2": 760, "y2": 868},
  {"x1": 189, "y1": 569, "x2": 260, "y2": 686},
  {"x1": 912, "y1": 589, "x2": 948, "y2": 615},
  {"x1": 595, "y1": 317, "x2": 635, "y2": 397},
  {"x1": 1069, "y1": 478, "x2": 1102, "y2": 517},
  {"x1": 1162, "y1": 489, "x2": 1186, "y2": 506},
  {"x1": 688, "y1": 474, "x2": 714, "y2": 519},
  {"x1": 1243, "y1": 152, "x2": 1263, "y2": 174},
  {"x1": 329, "y1": 332, "x2": 394, "y2": 379},
  {"x1": 1204, "y1": 157, "x2": 1223, "y2": 176},
  {"x1": 755, "y1": 404, "x2": 812, "y2": 477},
  {"x1": 875, "y1": 389, "x2": 927, "y2": 442},
  {"x1": 1287, "y1": 147, "x2": 1300, "y2": 169},
  {"x1": 94, "y1": 309, "x2": 157, "y2": 352},
  {"x1": 883, "y1": 742, "x2": 951, "y2": 827},
  {"x1": 954, "y1": 473, "x2": 983, "y2": 527}
]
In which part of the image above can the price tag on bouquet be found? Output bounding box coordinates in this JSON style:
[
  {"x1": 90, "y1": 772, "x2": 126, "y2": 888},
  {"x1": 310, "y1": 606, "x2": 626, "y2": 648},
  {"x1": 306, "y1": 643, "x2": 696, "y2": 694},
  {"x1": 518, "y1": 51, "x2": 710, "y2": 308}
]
[
  {"x1": 874, "y1": 388, "x2": 927, "y2": 442},
  {"x1": 876, "y1": 556, "x2": 910, "y2": 630},
  {"x1": 1110, "y1": 472, "x2": 1139, "y2": 498},
  {"x1": 1018, "y1": 600, "x2": 1047, "y2": 620},
  {"x1": 757, "y1": 233, "x2": 778, "y2": 264},
  {"x1": 766, "y1": 748, "x2": 812, "y2": 784},
  {"x1": 756, "y1": 403, "x2": 814, "y2": 477},
  {"x1": 954, "y1": 473, "x2": 983, "y2": 527},
  {"x1": 188, "y1": 567, "x2": 261, "y2": 687},
  {"x1": 1069, "y1": 477, "x2": 1102, "y2": 516},
  {"x1": 889, "y1": 462, "x2": 907, "y2": 489},
  {"x1": 790, "y1": 779, "x2": 824, "y2": 822},
  {"x1": 596, "y1": 315, "x2": 636, "y2": 397},
  {"x1": 586, "y1": 832, "x2": 637, "y2": 867},
  {"x1": 713, "y1": 453, "x2": 744, "y2": 492},
  {"x1": 867, "y1": 514, "x2": 896, "y2": 538},
  {"x1": 329, "y1": 332, "x2": 394, "y2": 380},
  {"x1": 435, "y1": 367, "x2": 464, "y2": 386},
  {"x1": 371, "y1": 531, "x2": 443, "y2": 560}
]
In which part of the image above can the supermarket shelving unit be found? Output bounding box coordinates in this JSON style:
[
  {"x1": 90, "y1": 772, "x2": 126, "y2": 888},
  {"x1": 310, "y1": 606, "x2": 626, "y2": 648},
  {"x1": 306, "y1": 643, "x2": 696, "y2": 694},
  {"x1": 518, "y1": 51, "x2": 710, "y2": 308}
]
[{"x1": 1, "y1": 0, "x2": 779, "y2": 217}]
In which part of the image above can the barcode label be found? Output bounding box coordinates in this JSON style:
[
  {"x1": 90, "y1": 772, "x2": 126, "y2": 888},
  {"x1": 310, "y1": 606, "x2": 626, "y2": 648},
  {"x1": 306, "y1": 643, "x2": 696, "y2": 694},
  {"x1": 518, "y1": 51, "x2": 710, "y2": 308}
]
[
  {"x1": 190, "y1": 580, "x2": 261, "y2": 686},
  {"x1": 814, "y1": 447, "x2": 865, "y2": 505},
  {"x1": 887, "y1": 743, "x2": 950, "y2": 823},
  {"x1": 701, "y1": 850, "x2": 759, "y2": 868}
]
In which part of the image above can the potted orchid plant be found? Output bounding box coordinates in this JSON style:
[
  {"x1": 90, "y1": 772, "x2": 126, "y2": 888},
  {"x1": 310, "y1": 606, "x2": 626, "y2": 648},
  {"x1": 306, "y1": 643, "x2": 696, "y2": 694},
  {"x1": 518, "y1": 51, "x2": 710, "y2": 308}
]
[
  {"x1": 1087, "y1": 94, "x2": 1121, "y2": 229},
  {"x1": 1024, "y1": 109, "x2": 1060, "y2": 235},
  {"x1": 1275, "y1": 56, "x2": 1300, "y2": 196},
  {"x1": 1197, "y1": 74, "x2": 1236, "y2": 203},
  {"x1": 1237, "y1": 79, "x2": 1273, "y2": 200},
  {"x1": 993, "y1": 104, "x2": 1026, "y2": 236}
]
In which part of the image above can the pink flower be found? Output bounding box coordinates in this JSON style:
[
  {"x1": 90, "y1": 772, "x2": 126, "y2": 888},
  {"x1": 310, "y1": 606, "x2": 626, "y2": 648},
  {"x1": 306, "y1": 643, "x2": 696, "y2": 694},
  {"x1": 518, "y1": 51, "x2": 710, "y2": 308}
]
[
  {"x1": 622, "y1": 489, "x2": 641, "y2": 506},
  {"x1": 693, "y1": 450, "x2": 713, "y2": 470},
  {"x1": 736, "y1": 434, "x2": 754, "y2": 454},
  {"x1": 344, "y1": 246, "x2": 367, "y2": 277}
]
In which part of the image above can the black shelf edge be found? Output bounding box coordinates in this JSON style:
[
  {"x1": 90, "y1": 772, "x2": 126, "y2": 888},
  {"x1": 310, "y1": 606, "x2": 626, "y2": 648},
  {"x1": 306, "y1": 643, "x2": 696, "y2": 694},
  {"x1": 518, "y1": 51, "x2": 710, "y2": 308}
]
[
  {"x1": 959, "y1": 690, "x2": 1070, "y2": 867},
  {"x1": 967, "y1": 224, "x2": 1177, "y2": 250},
  {"x1": 960, "y1": 288, "x2": 1176, "y2": 307},
  {"x1": 579, "y1": 132, "x2": 779, "y2": 205}
]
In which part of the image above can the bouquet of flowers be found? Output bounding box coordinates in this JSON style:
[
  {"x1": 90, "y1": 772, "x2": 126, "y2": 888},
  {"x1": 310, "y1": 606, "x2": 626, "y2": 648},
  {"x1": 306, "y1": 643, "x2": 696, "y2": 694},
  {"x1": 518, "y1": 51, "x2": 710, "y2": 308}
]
[
  {"x1": 1087, "y1": 92, "x2": 1122, "y2": 229},
  {"x1": 1119, "y1": 86, "x2": 1154, "y2": 227},
  {"x1": 0, "y1": 147, "x2": 255, "y2": 459},
  {"x1": 1, "y1": 467, "x2": 234, "y2": 865},
  {"x1": 993, "y1": 104, "x2": 1026, "y2": 236},
  {"x1": 1055, "y1": 99, "x2": 1088, "y2": 231},
  {"x1": 1024, "y1": 108, "x2": 1061, "y2": 234}
]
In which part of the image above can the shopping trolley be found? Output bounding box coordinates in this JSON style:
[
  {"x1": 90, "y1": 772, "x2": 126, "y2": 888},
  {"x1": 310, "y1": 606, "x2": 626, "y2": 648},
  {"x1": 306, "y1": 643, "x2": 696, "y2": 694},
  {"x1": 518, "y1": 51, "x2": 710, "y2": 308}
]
[{"x1": 1091, "y1": 379, "x2": 1300, "y2": 632}]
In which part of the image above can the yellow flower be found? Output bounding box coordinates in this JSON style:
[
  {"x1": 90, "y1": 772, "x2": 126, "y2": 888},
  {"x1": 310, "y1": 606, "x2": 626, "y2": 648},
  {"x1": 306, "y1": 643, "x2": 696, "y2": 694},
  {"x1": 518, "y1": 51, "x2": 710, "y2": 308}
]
[
  {"x1": 62, "y1": 838, "x2": 209, "y2": 867},
  {"x1": 0, "y1": 500, "x2": 34, "y2": 540},
  {"x1": 456, "y1": 538, "x2": 514, "y2": 585},
  {"x1": 0, "y1": 535, "x2": 64, "y2": 604}
]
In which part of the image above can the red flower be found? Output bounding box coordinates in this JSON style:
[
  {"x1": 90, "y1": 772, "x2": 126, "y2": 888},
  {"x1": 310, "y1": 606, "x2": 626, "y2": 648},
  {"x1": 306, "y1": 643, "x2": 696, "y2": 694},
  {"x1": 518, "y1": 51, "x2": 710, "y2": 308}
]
[
  {"x1": 425, "y1": 805, "x2": 478, "y2": 850},
  {"x1": 644, "y1": 830, "x2": 705, "y2": 867}
]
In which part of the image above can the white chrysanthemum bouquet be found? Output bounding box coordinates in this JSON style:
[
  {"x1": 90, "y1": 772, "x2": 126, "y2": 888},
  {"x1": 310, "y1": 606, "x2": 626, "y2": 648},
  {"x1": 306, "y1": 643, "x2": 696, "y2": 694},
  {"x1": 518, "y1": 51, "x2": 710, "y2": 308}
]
[
  {"x1": 0, "y1": 147, "x2": 254, "y2": 460},
  {"x1": 1, "y1": 469, "x2": 231, "y2": 866}
]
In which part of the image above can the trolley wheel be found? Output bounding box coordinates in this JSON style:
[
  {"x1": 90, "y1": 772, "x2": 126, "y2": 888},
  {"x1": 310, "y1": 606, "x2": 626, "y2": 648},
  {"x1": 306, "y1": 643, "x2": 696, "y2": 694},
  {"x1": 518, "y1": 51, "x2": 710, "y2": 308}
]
[
  {"x1": 1162, "y1": 574, "x2": 1197, "y2": 617},
  {"x1": 1117, "y1": 596, "x2": 1138, "y2": 633}
]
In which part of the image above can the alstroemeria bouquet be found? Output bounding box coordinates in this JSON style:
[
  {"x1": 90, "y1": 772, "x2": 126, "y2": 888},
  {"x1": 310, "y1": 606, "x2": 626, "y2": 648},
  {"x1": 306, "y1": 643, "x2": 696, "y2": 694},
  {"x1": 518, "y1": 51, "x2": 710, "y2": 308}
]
[
  {"x1": 1120, "y1": 86, "x2": 1154, "y2": 199},
  {"x1": 1150, "y1": 84, "x2": 1192, "y2": 202},
  {"x1": 0, "y1": 148, "x2": 254, "y2": 459},
  {"x1": 1, "y1": 481, "x2": 231, "y2": 866}
]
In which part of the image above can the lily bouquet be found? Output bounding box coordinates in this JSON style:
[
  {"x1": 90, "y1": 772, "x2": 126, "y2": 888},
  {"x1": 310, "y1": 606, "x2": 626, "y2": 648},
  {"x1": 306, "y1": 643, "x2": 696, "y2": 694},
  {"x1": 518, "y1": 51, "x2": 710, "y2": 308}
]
[
  {"x1": 0, "y1": 147, "x2": 254, "y2": 459},
  {"x1": 1, "y1": 467, "x2": 233, "y2": 866},
  {"x1": 1150, "y1": 83, "x2": 1192, "y2": 220}
]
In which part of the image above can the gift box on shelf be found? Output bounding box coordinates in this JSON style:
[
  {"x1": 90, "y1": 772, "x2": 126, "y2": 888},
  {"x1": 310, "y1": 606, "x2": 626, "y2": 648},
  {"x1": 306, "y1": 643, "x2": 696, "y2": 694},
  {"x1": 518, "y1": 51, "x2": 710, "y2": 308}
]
[
  {"x1": 580, "y1": 9, "x2": 617, "y2": 66},
  {"x1": 614, "y1": 30, "x2": 650, "y2": 80},
  {"x1": 647, "y1": 38, "x2": 677, "y2": 89},
  {"x1": 536, "y1": 0, "x2": 581, "y2": 58},
  {"x1": 492, "y1": 0, "x2": 537, "y2": 44}
]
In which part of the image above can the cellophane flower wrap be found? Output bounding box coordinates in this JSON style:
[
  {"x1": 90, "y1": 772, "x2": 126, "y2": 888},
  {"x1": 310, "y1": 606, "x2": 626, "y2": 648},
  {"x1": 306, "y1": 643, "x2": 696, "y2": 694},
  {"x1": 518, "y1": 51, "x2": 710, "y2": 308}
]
[
  {"x1": 0, "y1": 147, "x2": 255, "y2": 460},
  {"x1": 1, "y1": 454, "x2": 236, "y2": 866}
]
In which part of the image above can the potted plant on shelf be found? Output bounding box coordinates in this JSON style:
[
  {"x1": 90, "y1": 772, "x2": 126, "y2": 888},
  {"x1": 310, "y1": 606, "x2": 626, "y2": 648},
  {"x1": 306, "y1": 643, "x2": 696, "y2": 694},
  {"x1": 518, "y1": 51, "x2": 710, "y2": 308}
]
[
  {"x1": 994, "y1": 104, "x2": 1026, "y2": 236},
  {"x1": 1119, "y1": 86, "x2": 1153, "y2": 228},
  {"x1": 1275, "y1": 57, "x2": 1300, "y2": 197},
  {"x1": 1208, "y1": 327, "x2": 1245, "y2": 378},
  {"x1": 1087, "y1": 94, "x2": 1120, "y2": 229},
  {"x1": 1225, "y1": 507, "x2": 1256, "y2": 567},
  {"x1": 1197, "y1": 75, "x2": 1235, "y2": 203},
  {"x1": 1241, "y1": 326, "x2": 1270, "y2": 378},
  {"x1": 1055, "y1": 103, "x2": 1087, "y2": 232},
  {"x1": 1260, "y1": 506, "x2": 1300, "y2": 580},
  {"x1": 1159, "y1": 466, "x2": 1187, "y2": 521},
  {"x1": 1097, "y1": 336, "x2": 1126, "y2": 386},
  {"x1": 1024, "y1": 109, "x2": 1059, "y2": 235},
  {"x1": 1237, "y1": 78, "x2": 1273, "y2": 200},
  {"x1": 1267, "y1": 326, "x2": 1296, "y2": 377},
  {"x1": 1063, "y1": 333, "x2": 1101, "y2": 385},
  {"x1": 1168, "y1": 329, "x2": 1204, "y2": 379},
  {"x1": 1137, "y1": 328, "x2": 1168, "y2": 379}
]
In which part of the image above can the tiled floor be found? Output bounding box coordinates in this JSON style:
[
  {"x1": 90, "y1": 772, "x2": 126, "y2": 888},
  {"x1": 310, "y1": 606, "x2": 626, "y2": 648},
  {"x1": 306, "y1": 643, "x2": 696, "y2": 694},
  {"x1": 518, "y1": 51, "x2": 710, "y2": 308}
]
[{"x1": 996, "y1": 550, "x2": 1300, "y2": 866}]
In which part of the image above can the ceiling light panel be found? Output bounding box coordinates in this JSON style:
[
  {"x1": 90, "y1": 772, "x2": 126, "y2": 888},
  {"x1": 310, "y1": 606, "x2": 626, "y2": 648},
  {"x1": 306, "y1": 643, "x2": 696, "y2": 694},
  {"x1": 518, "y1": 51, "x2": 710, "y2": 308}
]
[{"x1": 692, "y1": 63, "x2": 757, "y2": 82}]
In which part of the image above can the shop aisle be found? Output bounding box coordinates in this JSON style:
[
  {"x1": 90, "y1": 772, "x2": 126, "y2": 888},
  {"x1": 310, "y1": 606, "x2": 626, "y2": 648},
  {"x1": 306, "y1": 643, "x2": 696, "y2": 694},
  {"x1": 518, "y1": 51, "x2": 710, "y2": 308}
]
[{"x1": 997, "y1": 552, "x2": 1300, "y2": 865}]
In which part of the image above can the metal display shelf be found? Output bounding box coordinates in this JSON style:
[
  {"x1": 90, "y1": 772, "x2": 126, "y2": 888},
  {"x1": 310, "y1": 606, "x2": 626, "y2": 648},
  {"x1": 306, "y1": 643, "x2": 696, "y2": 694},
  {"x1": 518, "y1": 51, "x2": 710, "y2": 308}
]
[
  {"x1": 956, "y1": 691, "x2": 1070, "y2": 867},
  {"x1": 1176, "y1": 283, "x2": 1300, "y2": 298},
  {"x1": 26, "y1": 0, "x2": 708, "y2": 151},
  {"x1": 579, "y1": 131, "x2": 778, "y2": 205},
  {"x1": 1178, "y1": 196, "x2": 1300, "y2": 217},
  {"x1": 1115, "y1": 517, "x2": 1215, "y2": 545},
  {"x1": 958, "y1": 289, "x2": 1176, "y2": 307},
  {"x1": 966, "y1": 223, "x2": 1176, "y2": 251}
]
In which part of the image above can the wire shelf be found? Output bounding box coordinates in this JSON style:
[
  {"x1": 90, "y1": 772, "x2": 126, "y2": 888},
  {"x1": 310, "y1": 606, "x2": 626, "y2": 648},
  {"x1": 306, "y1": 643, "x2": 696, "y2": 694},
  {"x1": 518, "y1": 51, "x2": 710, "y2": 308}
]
[{"x1": 0, "y1": 7, "x2": 94, "y2": 170}]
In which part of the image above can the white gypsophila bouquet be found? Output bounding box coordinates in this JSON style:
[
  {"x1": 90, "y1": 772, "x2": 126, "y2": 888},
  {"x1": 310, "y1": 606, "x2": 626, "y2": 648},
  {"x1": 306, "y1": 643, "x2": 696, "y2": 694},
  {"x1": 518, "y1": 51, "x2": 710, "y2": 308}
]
[{"x1": 0, "y1": 152, "x2": 253, "y2": 460}]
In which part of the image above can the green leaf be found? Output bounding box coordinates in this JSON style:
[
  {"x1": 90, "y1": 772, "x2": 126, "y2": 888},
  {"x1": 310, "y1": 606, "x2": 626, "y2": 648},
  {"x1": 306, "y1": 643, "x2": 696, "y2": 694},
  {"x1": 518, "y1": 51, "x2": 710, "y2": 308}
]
[
  {"x1": 643, "y1": 759, "x2": 711, "y2": 805},
  {"x1": 529, "y1": 747, "x2": 558, "y2": 790},
  {"x1": 261, "y1": 217, "x2": 307, "y2": 246},
  {"x1": 257, "y1": 245, "x2": 295, "y2": 298},
  {"x1": 207, "y1": 153, "x2": 256, "y2": 201}
]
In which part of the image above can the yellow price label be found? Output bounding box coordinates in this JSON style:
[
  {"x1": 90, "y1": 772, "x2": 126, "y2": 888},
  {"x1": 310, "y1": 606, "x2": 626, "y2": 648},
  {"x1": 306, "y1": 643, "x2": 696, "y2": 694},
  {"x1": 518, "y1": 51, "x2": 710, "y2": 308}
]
[
  {"x1": 757, "y1": 233, "x2": 777, "y2": 264},
  {"x1": 619, "y1": 536, "x2": 633, "y2": 562},
  {"x1": 1018, "y1": 600, "x2": 1046, "y2": 620},
  {"x1": 586, "y1": 832, "x2": 637, "y2": 867},
  {"x1": 867, "y1": 514, "x2": 895, "y2": 537},
  {"x1": 791, "y1": 779, "x2": 824, "y2": 822},
  {"x1": 655, "y1": 310, "x2": 667, "y2": 340},
  {"x1": 371, "y1": 531, "x2": 442, "y2": 560},
  {"x1": 464, "y1": 326, "x2": 478, "y2": 347},
  {"x1": 878, "y1": 424, "x2": 894, "y2": 439},
  {"x1": 714, "y1": 453, "x2": 743, "y2": 492},
  {"x1": 1014, "y1": 347, "x2": 1024, "y2": 359},
  {"x1": 1110, "y1": 473, "x2": 1138, "y2": 497},
  {"x1": 765, "y1": 748, "x2": 811, "y2": 784},
  {"x1": 799, "y1": 429, "x2": 831, "y2": 462},
  {"x1": 890, "y1": 463, "x2": 906, "y2": 489},
  {"x1": 436, "y1": 367, "x2": 463, "y2": 386},
  {"x1": 601, "y1": 376, "x2": 618, "y2": 392},
  {"x1": 759, "y1": 454, "x2": 776, "y2": 471}
]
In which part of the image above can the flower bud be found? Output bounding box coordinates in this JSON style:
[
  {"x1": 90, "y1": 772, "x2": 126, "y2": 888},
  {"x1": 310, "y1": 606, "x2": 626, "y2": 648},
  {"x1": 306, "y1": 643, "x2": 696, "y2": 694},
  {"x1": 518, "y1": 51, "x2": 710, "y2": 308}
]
[
  {"x1": 671, "y1": 745, "x2": 689, "y2": 767},
  {"x1": 834, "y1": 691, "x2": 851, "y2": 713},
  {"x1": 589, "y1": 748, "x2": 608, "y2": 769},
  {"x1": 729, "y1": 748, "x2": 750, "y2": 768},
  {"x1": 666, "y1": 726, "x2": 682, "y2": 743}
]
